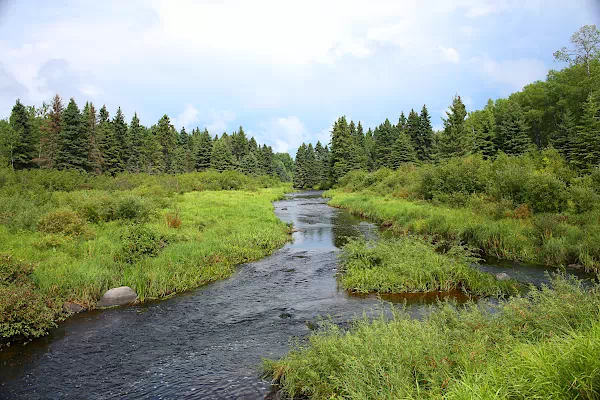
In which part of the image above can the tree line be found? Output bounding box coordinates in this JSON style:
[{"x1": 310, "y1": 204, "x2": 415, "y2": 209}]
[
  {"x1": 294, "y1": 25, "x2": 600, "y2": 188},
  {"x1": 0, "y1": 95, "x2": 293, "y2": 180}
]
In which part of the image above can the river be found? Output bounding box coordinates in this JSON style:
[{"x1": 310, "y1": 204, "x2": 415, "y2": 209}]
[{"x1": 0, "y1": 191, "x2": 593, "y2": 399}]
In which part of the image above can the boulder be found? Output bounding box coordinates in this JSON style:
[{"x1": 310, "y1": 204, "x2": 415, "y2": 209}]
[
  {"x1": 97, "y1": 286, "x2": 138, "y2": 308},
  {"x1": 496, "y1": 272, "x2": 511, "y2": 281},
  {"x1": 62, "y1": 301, "x2": 86, "y2": 314}
]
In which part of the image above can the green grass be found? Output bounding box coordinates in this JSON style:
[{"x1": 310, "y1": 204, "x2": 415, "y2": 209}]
[
  {"x1": 265, "y1": 275, "x2": 600, "y2": 399},
  {"x1": 326, "y1": 191, "x2": 600, "y2": 272},
  {"x1": 340, "y1": 238, "x2": 517, "y2": 296}
]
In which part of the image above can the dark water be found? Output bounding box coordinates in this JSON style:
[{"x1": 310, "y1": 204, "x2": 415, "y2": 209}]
[{"x1": 0, "y1": 191, "x2": 595, "y2": 399}]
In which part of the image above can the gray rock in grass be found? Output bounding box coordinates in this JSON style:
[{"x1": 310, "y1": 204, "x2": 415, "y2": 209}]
[
  {"x1": 97, "y1": 286, "x2": 138, "y2": 308},
  {"x1": 495, "y1": 272, "x2": 511, "y2": 281},
  {"x1": 62, "y1": 301, "x2": 86, "y2": 314}
]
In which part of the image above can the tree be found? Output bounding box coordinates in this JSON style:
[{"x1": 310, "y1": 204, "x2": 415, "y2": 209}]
[
  {"x1": 391, "y1": 132, "x2": 417, "y2": 167},
  {"x1": 573, "y1": 92, "x2": 600, "y2": 170},
  {"x1": 82, "y1": 102, "x2": 102, "y2": 174},
  {"x1": 551, "y1": 109, "x2": 578, "y2": 162},
  {"x1": 330, "y1": 116, "x2": 355, "y2": 181},
  {"x1": 211, "y1": 137, "x2": 234, "y2": 171},
  {"x1": 314, "y1": 141, "x2": 330, "y2": 187},
  {"x1": 126, "y1": 113, "x2": 144, "y2": 172},
  {"x1": 417, "y1": 105, "x2": 434, "y2": 161},
  {"x1": 9, "y1": 99, "x2": 36, "y2": 169},
  {"x1": 112, "y1": 107, "x2": 128, "y2": 172},
  {"x1": 155, "y1": 115, "x2": 176, "y2": 173},
  {"x1": 497, "y1": 100, "x2": 532, "y2": 155},
  {"x1": 259, "y1": 145, "x2": 276, "y2": 176},
  {"x1": 194, "y1": 128, "x2": 212, "y2": 171},
  {"x1": 437, "y1": 95, "x2": 469, "y2": 159},
  {"x1": 373, "y1": 118, "x2": 397, "y2": 168},
  {"x1": 467, "y1": 100, "x2": 497, "y2": 159},
  {"x1": 55, "y1": 98, "x2": 88, "y2": 171},
  {"x1": 98, "y1": 105, "x2": 122, "y2": 174},
  {"x1": 231, "y1": 126, "x2": 249, "y2": 162},
  {"x1": 39, "y1": 94, "x2": 63, "y2": 169},
  {"x1": 554, "y1": 24, "x2": 600, "y2": 77},
  {"x1": 240, "y1": 152, "x2": 259, "y2": 175},
  {"x1": 0, "y1": 120, "x2": 17, "y2": 169},
  {"x1": 294, "y1": 144, "x2": 308, "y2": 188}
]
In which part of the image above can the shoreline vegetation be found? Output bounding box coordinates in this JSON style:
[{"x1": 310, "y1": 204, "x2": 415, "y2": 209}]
[{"x1": 0, "y1": 168, "x2": 291, "y2": 346}]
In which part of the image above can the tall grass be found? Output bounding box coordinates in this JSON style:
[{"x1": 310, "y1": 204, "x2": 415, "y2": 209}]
[
  {"x1": 266, "y1": 276, "x2": 600, "y2": 399},
  {"x1": 340, "y1": 238, "x2": 516, "y2": 296}
]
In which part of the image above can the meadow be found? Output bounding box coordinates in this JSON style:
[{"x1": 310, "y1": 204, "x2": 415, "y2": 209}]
[
  {"x1": 266, "y1": 275, "x2": 600, "y2": 399},
  {"x1": 0, "y1": 168, "x2": 291, "y2": 345}
]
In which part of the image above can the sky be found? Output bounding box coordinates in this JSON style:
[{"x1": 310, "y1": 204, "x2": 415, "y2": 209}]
[{"x1": 0, "y1": 0, "x2": 598, "y2": 155}]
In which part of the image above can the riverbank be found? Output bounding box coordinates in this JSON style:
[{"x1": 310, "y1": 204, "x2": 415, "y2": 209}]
[
  {"x1": 266, "y1": 275, "x2": 600, "y2": 399},
  {"x1": 0, "y1": 169, "x2": 291, "y2": 346}
]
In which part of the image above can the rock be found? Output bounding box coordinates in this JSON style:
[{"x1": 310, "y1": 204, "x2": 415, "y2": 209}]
[
  {"x1": 63, "y1": 301, "x2": 86, "y2": 314},
  {"x1": 97, "y1": 286, "x2": 138, "y2": 308},
  {"x1": 496, "y1": 272, "x2": 511, "y2": 281},
  {"x1": 280, "y1": 207, "x2": 288, "y2": 211},
  {"x1": 568, "y1": 263, "x2": 584, "y2": 270},
  {"x1": 279, "y1": 312, "x2": 293, "y2": 319}
]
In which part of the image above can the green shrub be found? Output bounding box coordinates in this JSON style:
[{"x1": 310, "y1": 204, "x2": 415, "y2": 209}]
[
  {"x1": 115, "y1": 196, "x2": 150, "y2": 221},
  {"x1": 117, "y1": 224, "x2": 166, "y2": 264},
  {"x1": 524, "y1": 172, "x2": 568, "y2": 213},
  {"x1": 37, "y1": 209, "x2": 87, "y2": 236},
  {"x1": 570, "y1": 185, "x2": 599, "y2": 213}
]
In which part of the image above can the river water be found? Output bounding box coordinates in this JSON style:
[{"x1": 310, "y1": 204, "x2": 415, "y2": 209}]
[{"x1": 0, "y1": 191, "x2": 594, "y2": 399}]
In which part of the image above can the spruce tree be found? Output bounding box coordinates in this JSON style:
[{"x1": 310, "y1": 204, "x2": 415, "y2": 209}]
[
  {"x1": 155, "y1": 115, "x2": 176, "y2": 172},
  {"x1": 417, "y1": 105, "x2": 434, "y2": 161},
  {"x1": 573, "y1": 93, "x2": 600, "y2": 170},
  {"x1": 231, "y1": 125, "x2": 249, "y2": 162},
  {"x1": 391, "y1": 132, "x2": 417, "y2": 168},
  {"x1": 240, "y1": 152, "x2": 259, "y2": 175},
  {"x1": 330, "y1": 116, "x2": 355, "y2": 181},
  {"x1": 498, "y1": 100, "x2": 532, "y2": 155},
  {"x1": 9, "y1": 99, "x2": 36, "y2": 169},
  {"x1": 437, "y1": 95, "x2": 469, "y2": 159},
  {"x1": 294, "y1": 144, "x2": 308, "y2": 188},
  {"x1": 39, "y1": 94, "x2": 63, "y2": 169},
  {"x1": 211, "y1": 137, "x2": 234, "y2": 171},
  {"x1": 397, "y1": 112, "x2": 407, "y2": 131},
  {"x1": 194, "y1": 128, "x2": 212, "y2": 171},
  {"x1": 112, "y1": 107, "x2": 128, "y2": 172},
  {"x1": 373, "y1": 118, "x2": 397, "y2": 168},
  {"x1": 82, "y1": 102, "x2": 102, "y2": 174},
  {"x1": 552, "y1": 109, "x2": 577, "y2": 163},
  {"x1": 304, "y1": 143, "x2": 318, "y2": 188},
  {"x1": 98, "y1": 105, "x2": 122, "y2": 174},
  {"x1": 55, "y1": 98, "x2": 88, "y2": 171},
  {"x1": 126, "y1": 113, "x2": 144, "y2": 172},
  {"x1": 259, "y1": 145, "x2": 276, "y2": 176}
]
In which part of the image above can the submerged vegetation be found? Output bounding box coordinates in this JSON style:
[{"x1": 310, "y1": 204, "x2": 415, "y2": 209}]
[
  {"x1": 0, "y1": 168, "x2": 291, "y2": 345},
  {"x1": 266, "y1": 276, "x2": 600, "y2": 399},
  {"x1": 340, "y1": 238, "x2": 516, "y2": 296}
]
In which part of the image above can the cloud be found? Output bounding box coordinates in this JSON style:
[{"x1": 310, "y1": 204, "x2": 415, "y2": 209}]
[
  {"x1": 173, "y1": 104, "x2": 199, "y2": 130},
  {"x1": 206, "y1": 110, "x2": 236, "y2": 133},
  {"x1": 439, "y1": 46, "x2": 461, "y2": 63},
  {"x1": 0, "y1": 62, "x2": 27, "y2": 99},
  {"x1": 79, "y1": 84, "x2": 101, "y2": 98},
  {"x1": 475, "y1": 56, "x2": 547, "y2": 90}
]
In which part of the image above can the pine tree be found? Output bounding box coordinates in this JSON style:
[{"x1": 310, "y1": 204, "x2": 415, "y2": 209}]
[
  {"x1": 417, "y1": 105, "x2": 434, "y2": 161},
  {"x1": 397, "y1": 112, "x2": 407, "y2": 131},
  {"x1": 304, "y1": 143, "x2": 318, "y2": 188},
  {"x1": 98, "y1": 105, "x2": 122, "y2": 175},
  {"x1": 294, "y1": 144, "x2": 308, "y2": 188},
  {"x1": 9, "y1": 99, "x2": 36, "y2": 169},
  {"x1": 211, "y1": 137, "x2": 234, "y2": 171},
  {"x1": 437, "y1": 95, "x2": 469, "y2": 159},
  {"x1": 39, "y1": 94, "x2": 63, "y2": 169},
  {"x1": 467, "y1": 100, "x2": 497, "y2": 159},
  {"x1": 315, "y1": 141, "x2": 330, "y2": 187},
  {"x1": 573, "y1": 93, "x2": 600, "y2": 170},
  {"x1": 55, "y1": 98, "x2": 88, "y2": 171},
  {"x1": 498, "y1": 100, "x2": 532, "y2": 155},
  {"x1": 552, "y1": 109, "x2": 578, "y2": 163},
  {"x1": 391, "y1": 132, "x2": 417, "y2": 168},
  {"x1": 330, "y1": 116, "x2": 355, "y2": 181},
  {"x1": 364, "y1": 128, "x2": 376, "y2": 170},
  {"x1": 112, "y1": 107, "x2": 128, "y2": 172},
  {"x1": 194, "y1": 128, "x2": 212, "y2": 171},
  {"x1": 259, "y1": 145, "x2": 276, "y2": 176},
  {"x1": 126, "y1": 113, "x2": 144, "y2": 172},
  {"x1": 82, "y1": 102, "x2": 102, "y2": 174},
  {"x1": 373, "y1": 118, "x2": 397, "y2": 168},
  {"x1": 240, "y1": 152, "x2": 259, "y2": 175},
  {"x1": 156, "y1": 115, "x2": 176, "y2": 173},
  {"x1": 406, "y1": 109, "x2": 420, "y2": 148},
  {"x1": 231, "y1": 125, "x2": 249, "y2": 162}
]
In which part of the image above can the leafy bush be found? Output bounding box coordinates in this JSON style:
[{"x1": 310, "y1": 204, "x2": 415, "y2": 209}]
[
  {"x1": 117, "y1": 224, "x2": 166, "y2": 263},
  {"x1": 570, "y1": 185, "x2": 599, "y2": 213},
  {"x1": 115, "y1": 196, "x2": 150, "y2": 221},
  {"x1": 0, "y1": 255, "x2": 60, "y2": 344},
  {"x1": 37, "y1": 209, "x2": 87, "y2": 236},
  {"x1": 524, "y1": 172, "x2": 568, "y2": 213}
]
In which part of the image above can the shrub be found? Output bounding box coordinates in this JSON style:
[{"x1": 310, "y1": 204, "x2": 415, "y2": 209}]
[
  {"x1": 570, "y1": 185, "x2": 599, "y2": 214},
  {"x1": 115, "y1": 196, "x2": 149, "y2": 221},
  {"x1": 165, "y1": 212, "x2": 182, "y2": 229},
  {"x1": 37, "y1": 209, "x2": 87, "y2": 236},
  {"x1": 117, "y1": 224, "x2": 166, "y2": 263},
  {"x1": 524, "y1": 173, "x2": 568, "y2": 213}
]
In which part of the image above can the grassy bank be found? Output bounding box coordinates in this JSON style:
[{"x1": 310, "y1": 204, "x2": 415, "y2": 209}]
[
  {"x1": 0, "y1": 168, "x2": 291, "y2": 345},
  {"x1": 340, "y1": 238, "x2": 516, "y2": 296},
  {"x1": 266, "y1": 276, "x2": 600, "y2": 399},
  {"x1": 326, "y1": 152, "x2": 600, "y2": 272}
]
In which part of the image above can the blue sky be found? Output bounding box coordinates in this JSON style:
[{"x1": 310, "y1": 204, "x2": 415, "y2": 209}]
[{"x1": 0, "y1": 0, "x2": 598, "y2": 154}]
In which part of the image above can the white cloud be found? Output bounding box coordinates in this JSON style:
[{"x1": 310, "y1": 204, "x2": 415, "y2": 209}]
[
  {"x1": 475, "y1": 56, "x2": 547, "y2": 90},
  {"x1": 79, "y1": 83, "x2": 100, "y2": 98},
  {"x1": 173, "y1": 103, "x2": 199, "y2": 130},
  {"x1": 439, "y1": 46, "x2": 461, "y2": 63},
  {"x1": 206, "y1": 110, "x2": 236, "y2": 133}
]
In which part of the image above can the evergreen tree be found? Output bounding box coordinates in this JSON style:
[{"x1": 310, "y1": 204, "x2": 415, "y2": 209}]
[
  {"x1": 417, "y1": 105, "x2": 434, "y2": 161},
  {"x1": 397, "y1": 112, "x2": 407, "y2": 131},
  {"x1": 231, "y1": 125, "x2": 249, "y2": 162},
  {"x1": 55, "y1": 98, "x2": 88, "y2": 171},
  {"x1": 373, "y1": 118, "x2": 397, "y2": 168},
  {"x1": 467, "y1": 100, "x2": 497, "y2": 159},
  {"x1": 552, "y1": 109, "x2": 578, "y2": 162},
  {"x1": 9, "y1": 99, "x2": 36, "y2": 169},
  {"x1": 156, "y1": 115, "x2": 176, "y2": 173},
  {"x1": 98, "y1": 105, "x2": 122, "y2": 174},
  {"x1": 314, "y1": 141, "x2": 330, "y2": 187},
  {"x1": 573, "y1": 92, "x2": 600, "y2": 170},
  {"x1": 437, "y1": 95, "x2": 469, "y2": 159},
  {"x1": 39, "y1": 94, "x2": 63, "y2": 169},
  {"x1": 364, "y1": 128, "x2": 376, "y2": 170},
  {"x1": 211, "y1": 137, "x2": 234, "y2": 171},
  {"x1": 126, "y1": 113, "x2": 144, "y2": 172},
  {"x1": 240, "y1": 152, "x2": 259, "y2": 175},
  {"x1": 391, "y1": 132, "x2": 417, "y2": 168},
  {"x1": 304, "y1": 143, "x2": 318, "y2": 188},
  {"x1": 498, "y1": 100, "x2": 532, "y2": 155},
  {"x1": 194, "y1": 128, "x2": 212, "y2": 171},
  {"x1": 330, "y1": 116, "x2": 355, "y2": 181},
  {"x1": 112, "y1": 107, "x2": 128, "y2": 172},
  {"x1": 274, "y1": 159, "x2": 291, "y2": 182},
  {"x1": 406, "y1": 109, "x2": 420, "y2": 147},
  {"x1": 259, "y1": 145, "x2": 276, "y2": 176},
  {"x1": 82, "y1": 102, "x2": 102, "y2": 174},
  {"x1": 294, "y1": 144, "x2": 307, "y2": 188}
]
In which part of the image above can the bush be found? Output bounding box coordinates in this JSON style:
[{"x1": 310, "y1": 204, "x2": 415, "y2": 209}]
[
  {"x1": 117, "y1": 224, "x2": 166, "y2": 263},
  {"x1": 0, "y1": 255, "x2": 60, "y2": 344},
  {"x1": 570, "y1": 185, "x2": 599, "y2": 214},
  {"x1": 37, "y1": 209, "x2": 87, "y2": 236},
  {"x1": 524, "y1": 173, "x2": 568, "y2": 213},
  {"x1": 165, "y1": 212, "x2": 182, "y2": 229},
  {"x1": 115, "y1": 196, "x2": 150, "y2": 221}
]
